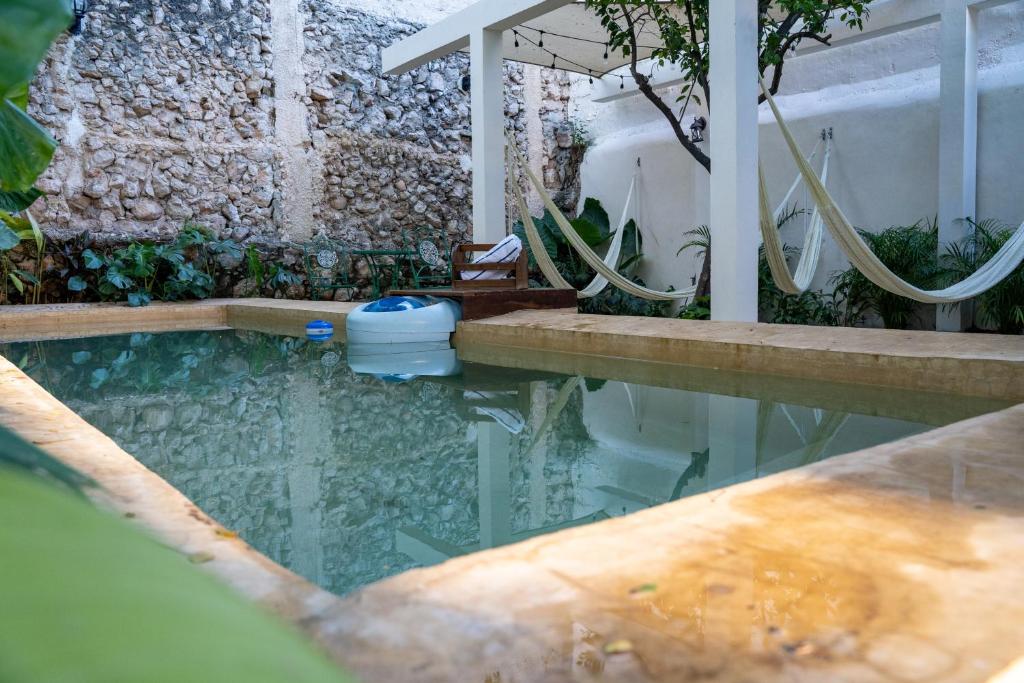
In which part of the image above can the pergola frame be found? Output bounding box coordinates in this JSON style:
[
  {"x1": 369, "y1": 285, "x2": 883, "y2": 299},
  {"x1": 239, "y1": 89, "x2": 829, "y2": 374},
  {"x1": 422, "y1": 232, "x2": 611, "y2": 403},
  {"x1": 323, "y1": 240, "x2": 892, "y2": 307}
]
[{"x1": 383, "y1": 0, "x2": 993, "y2": 325}]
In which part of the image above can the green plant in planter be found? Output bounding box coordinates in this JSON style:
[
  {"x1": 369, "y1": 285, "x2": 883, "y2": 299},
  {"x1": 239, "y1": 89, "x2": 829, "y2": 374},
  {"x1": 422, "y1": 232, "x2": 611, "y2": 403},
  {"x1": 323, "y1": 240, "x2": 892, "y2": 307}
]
[
  {"x1": 830, "y1": 219, "x2": 940, "y2": 329},
  {"x1": 942, "y1": 218, "x2": 1024, "y2": 334}
]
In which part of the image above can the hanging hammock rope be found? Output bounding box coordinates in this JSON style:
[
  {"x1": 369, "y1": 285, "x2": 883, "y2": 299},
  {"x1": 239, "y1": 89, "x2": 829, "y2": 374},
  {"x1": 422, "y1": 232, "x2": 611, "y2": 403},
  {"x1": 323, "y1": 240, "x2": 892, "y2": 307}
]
[
  {"x1": 507, "y1": 133, "x2": 697, "y2": 301},
  {"x1": 506, "y1": 143, "x2": 637, "y2": 298},
  {"x1": 760, "y1": 74, "x2": 1024, "y2": 304}
]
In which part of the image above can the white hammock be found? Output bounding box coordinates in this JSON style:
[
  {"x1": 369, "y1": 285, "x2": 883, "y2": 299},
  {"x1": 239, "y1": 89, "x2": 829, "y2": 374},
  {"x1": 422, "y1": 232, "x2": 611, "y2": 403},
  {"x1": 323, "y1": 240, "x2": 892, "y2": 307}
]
[
  {"x1": 506, "y1": 143, "x2": 635, "y2": 298},
  {"x1": 760, "y1": 75, "x2": 1024, "y2": 304},
  {"x1": 759, "y1": 137, "x2": 832, "y2": 294},
  {"x1": 507, "y1": 136, "x2": 697, "y2": 301}
]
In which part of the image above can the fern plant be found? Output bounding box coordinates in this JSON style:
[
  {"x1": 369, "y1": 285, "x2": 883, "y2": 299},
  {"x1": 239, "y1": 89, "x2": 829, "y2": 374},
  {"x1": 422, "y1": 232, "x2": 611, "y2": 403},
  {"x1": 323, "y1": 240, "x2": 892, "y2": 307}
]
[
  {"x1": 830, "y1": 220, "x2": 941, "y2": 329},
  {"x1": 943, "y1": 219, "x2": 1024, "y2": 334}
]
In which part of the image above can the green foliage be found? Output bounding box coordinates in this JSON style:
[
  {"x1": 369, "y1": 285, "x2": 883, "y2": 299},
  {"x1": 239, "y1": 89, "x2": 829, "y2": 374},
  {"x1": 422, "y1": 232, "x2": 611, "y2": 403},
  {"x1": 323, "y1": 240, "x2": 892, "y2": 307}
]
[
  {"x1": 514, "y1": 197, "x2": 667, "y2": 316},
  {"x1": 0, "y1": 0, "x2": 71, "y2": 206},
  {"x1": 0, "y1": 208, "x2": 44, "y2": 303},
  {"x1": 677, "y1": 295, "x2": 711, "y2": 320},
  {"x1": 585, "y1": 0, "x2": 872, "y2": 172},
  {"x1": 65, "y1": 224, "x2": 242, "y2": 306},
  {"x1": 244, "y1": 244, "x2": 302, "y2": 297},
  {"x1": 0, "y1": 427, "x2": 352, "y2": 683},
  {"x1": 830, "y1": 220, "x2": 940, "y2": 329},
  {"x1": 758, "y1": 246, "x2": 843, "y2": 326},
  {"x1": 942, "y1": 219, "x2": 1024, "y2": 334}
]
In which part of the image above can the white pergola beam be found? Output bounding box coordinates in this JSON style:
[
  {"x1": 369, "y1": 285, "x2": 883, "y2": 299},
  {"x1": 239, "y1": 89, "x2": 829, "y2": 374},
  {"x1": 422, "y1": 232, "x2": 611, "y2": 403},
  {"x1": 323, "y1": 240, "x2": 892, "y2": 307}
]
[
  {"x1": 382, "y1": 0, "x2": 572, "y2": 75},
  {"x1": 709, "y1": 0, "x2": 759, "y2": 323},
  {"x1": 937, "y1": 0, "x2": 979, "y2": 332}
]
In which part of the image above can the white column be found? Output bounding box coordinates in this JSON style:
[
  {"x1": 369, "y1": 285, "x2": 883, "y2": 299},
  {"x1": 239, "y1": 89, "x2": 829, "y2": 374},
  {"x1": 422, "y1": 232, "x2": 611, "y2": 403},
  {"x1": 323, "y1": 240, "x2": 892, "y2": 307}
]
[
  {"x1": 477, "y1": 423, "x2": 512, "y2": 549},
  {"x1": 937, "y1": 0, "x2": 978, "y2": 332},
  {"x1": 470, "y1": 27, "x2": 507, "y2": 244},
  {"x1": 707, "y1": 395, "x2": 758, "y2": 488},
  {"x1": 709, "y1": 0, "x2": 759, "y2": 322}
]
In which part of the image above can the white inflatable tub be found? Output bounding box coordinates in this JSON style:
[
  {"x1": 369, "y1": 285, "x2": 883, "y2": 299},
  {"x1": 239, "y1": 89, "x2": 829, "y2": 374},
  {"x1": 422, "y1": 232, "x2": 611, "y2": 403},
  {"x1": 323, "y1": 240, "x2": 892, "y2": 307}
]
[
  {"x1": 346, "y1": 340, "x2": 462, "y2": 381},
  {"x1": 345, "y1": 296, "x2": 462, "y2": 345}
]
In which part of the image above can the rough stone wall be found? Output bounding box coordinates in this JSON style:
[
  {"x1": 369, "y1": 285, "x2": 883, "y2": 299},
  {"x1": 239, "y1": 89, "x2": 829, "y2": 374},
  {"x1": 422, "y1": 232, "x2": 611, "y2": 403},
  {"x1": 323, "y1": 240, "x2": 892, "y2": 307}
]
[{"x1": 27, "y1": 0, "x2": 567, "y2": 262}]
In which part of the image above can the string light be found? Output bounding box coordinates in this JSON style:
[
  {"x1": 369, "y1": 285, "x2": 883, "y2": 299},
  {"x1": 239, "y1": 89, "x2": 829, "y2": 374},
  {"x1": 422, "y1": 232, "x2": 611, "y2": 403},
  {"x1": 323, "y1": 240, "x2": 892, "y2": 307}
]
[
  {"x1": 619, "y1": 75, "x2": 625, "y2": 89},
  {"x1": 588, "y1": 69, "x2": 594, "y2": 84},
  {"x1": 507, "y1": 24, "x2": 659, "y2": 80}
]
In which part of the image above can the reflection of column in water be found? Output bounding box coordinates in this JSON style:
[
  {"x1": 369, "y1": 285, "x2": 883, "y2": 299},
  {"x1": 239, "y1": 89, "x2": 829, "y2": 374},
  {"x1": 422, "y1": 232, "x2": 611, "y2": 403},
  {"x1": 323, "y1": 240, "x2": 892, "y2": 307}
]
[
  {"x1": 283, "y1": 373, "x2": 328, "y2": 585},
  {"x1": 478, "y1": 422, "x2": 512, "y2": 549},
  {"x1": 707, "y1": 395, "x2": 759, "y2": 489},
  {"x1": 527, "y1": 381, "x2": 549, "y2": 529}
]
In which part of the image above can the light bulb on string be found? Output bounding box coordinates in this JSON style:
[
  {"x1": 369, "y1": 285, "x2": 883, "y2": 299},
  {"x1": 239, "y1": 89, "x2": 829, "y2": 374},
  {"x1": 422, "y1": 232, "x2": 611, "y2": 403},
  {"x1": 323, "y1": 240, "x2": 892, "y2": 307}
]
[
  {"x1": 619, "y1": 75, "x2": 624, "y2": 90},
  {"x1": 551, "y1": 53, "x2": 557, "y2": 69},
  {"x1": 538, "y1": 30, "x2": 544, "y2": 48},
  {"x1": 604, "y1": 43, "x2": 609, "y2": 63},
  {"x1": 513, "y1": 30, "x2": 519, "y2": 49},
  {"x1": 588, "y1": 69, "x2": 593, "y2": 85}
]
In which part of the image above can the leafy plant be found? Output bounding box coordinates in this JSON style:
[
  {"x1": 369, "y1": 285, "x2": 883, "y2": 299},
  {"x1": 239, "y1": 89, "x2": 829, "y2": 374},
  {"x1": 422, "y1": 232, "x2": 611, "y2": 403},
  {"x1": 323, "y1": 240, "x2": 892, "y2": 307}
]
[
  {"x1": 677, "y1": 295, "x2": 711, "y2": 320},
  {"x1": 942, "y1": 219, "x2": 1024, "y2": 334},
  {"x1": 69, "y1": 226, "x2": 228, "y2": 306},
  {"x1": 243, "y1": 244, "x2": 301, "y2": 297},
  {"x1": 830, "y1": 219, "x2": 940, "y2": 329},
  {"x1": 0, "y1": 0, "x2": 72, "y2": 303}
]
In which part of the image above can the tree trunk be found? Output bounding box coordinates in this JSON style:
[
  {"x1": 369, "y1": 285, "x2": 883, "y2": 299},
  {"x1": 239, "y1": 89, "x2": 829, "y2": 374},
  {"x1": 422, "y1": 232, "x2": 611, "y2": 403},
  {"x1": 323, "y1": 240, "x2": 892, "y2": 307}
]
[{"x1": 695, "y1": 245, "x2": 711, "y2": 299}]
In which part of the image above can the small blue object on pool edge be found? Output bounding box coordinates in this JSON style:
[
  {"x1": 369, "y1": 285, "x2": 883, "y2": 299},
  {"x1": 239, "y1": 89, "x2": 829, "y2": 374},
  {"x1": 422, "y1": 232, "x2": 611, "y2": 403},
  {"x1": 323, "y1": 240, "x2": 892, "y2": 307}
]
[{"x1": 305, "y1": 320, "x2": 334, "y2": 341}]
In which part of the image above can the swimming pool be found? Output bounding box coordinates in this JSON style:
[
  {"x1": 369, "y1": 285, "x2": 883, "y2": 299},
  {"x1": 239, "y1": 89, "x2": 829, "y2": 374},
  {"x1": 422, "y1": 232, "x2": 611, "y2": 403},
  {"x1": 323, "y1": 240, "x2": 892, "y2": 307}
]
[{"x1": 2, "y1": 329, "x2": 1005, "y2": 597}]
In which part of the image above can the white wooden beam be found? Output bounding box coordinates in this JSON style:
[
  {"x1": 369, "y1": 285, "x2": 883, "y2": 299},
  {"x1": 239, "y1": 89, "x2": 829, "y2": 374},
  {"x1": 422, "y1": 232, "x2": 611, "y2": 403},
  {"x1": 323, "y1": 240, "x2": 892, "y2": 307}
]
[
  {"x1": 382, "y1": 0, "x2": 572, "y2": 75},
  {"x1": 937, "y1": 0, "x2": 978, "y2": 332},
  {"x1": 709, "y1": 0, "x2": 759, "y2": 323},
  {"x1": 470, "y1": 27, "x2": 507, "y2": 243}
]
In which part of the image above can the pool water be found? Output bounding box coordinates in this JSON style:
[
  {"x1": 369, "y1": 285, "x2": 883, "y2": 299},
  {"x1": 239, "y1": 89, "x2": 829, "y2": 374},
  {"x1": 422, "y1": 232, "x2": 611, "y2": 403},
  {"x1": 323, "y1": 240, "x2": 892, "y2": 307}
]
[{"x1": 2, "y1": 329, "x2": 1001, "y2": 596}]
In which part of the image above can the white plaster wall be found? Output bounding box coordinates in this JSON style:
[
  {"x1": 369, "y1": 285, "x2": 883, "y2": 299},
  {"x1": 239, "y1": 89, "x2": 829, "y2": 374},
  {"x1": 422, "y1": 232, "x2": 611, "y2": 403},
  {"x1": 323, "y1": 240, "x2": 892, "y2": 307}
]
[{"x1": 573, "y1": 2, "x2": 1024, "y2": 295}]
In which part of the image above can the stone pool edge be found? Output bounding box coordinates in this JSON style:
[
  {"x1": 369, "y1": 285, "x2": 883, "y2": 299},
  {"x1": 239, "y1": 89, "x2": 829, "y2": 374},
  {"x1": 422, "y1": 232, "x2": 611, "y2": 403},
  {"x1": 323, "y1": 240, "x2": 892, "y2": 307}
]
[{"x1": 1, "y1": 300, "x2": 1023, "y2": 680}]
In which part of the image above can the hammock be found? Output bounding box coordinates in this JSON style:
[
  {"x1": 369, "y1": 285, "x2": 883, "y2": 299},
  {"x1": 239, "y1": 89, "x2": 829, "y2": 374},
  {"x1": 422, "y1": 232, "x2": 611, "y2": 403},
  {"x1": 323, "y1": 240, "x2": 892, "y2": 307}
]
[
  {"x1": 508, "y1": 129, "x2": 828, "y2": 302},
  {"x1": 507, "y1": 134, "x2": 698, "y2": 301},
  {"x1": 760, "y1": 75, "x2": 1024, "y2": 304},
  {"x1": 759, "y1": 136, "x2": 832, "y2": 294},
  {"x1": 506, "y1": 143, "x2": 634, "y2": 298}
]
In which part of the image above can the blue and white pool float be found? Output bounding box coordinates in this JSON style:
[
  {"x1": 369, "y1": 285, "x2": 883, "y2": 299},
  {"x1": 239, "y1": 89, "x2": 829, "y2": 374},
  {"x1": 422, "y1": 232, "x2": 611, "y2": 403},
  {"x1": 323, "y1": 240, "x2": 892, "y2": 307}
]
[
  {"x1": 305, "y1": 319, "x2": 334, "y2": 342},
  {"x1": 345, "y1": 296, "x2": 461, "y2": 345}
]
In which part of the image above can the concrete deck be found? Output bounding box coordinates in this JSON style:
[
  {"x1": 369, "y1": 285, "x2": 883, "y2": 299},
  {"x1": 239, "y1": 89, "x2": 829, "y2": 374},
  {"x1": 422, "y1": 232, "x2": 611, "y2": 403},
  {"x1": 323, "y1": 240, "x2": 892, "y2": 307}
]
[
  {"x1": 1, "y1": 300, "x2": 1022, "y2": 682},
  {"x1": 457, "y1": 310, "x2": 1024, "y2": 401}
]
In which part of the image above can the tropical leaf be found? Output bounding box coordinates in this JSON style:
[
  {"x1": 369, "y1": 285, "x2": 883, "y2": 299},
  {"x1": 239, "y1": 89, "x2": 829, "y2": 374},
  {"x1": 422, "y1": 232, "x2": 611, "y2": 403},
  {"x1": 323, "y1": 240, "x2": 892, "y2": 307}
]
[
  {"x1": 0, "y1": 187, "x2": 42, "y2": 212},
  {"x1": 67, "y1": 275, "x2": 87, "y2": 291},
  {"x1": 0, "y1": 99, "x2": 58, "y2": 192},
  {"x1": 0, "y1": 221, "x2": 20, "y2": 250},
  {"x1": 575, "y1": 197, "x2": 611, "y2": 241},
  {"x1": 0, "y1": 461, "x2": 354, "y2": 683},
  {"x1": 0, "y1": 0, "x2": 73, "y2": 89},
  {"x1": 0, "y1": 425, "x2": 93, "y2": 491}
]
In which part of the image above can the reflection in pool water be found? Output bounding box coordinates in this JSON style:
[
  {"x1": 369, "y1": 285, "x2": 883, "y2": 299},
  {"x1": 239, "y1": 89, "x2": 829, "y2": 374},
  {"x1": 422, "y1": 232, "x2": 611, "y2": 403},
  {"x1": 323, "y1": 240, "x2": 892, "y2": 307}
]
[{"x1": 1, "y1": 329, "x2": 996, "y2": 597}]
